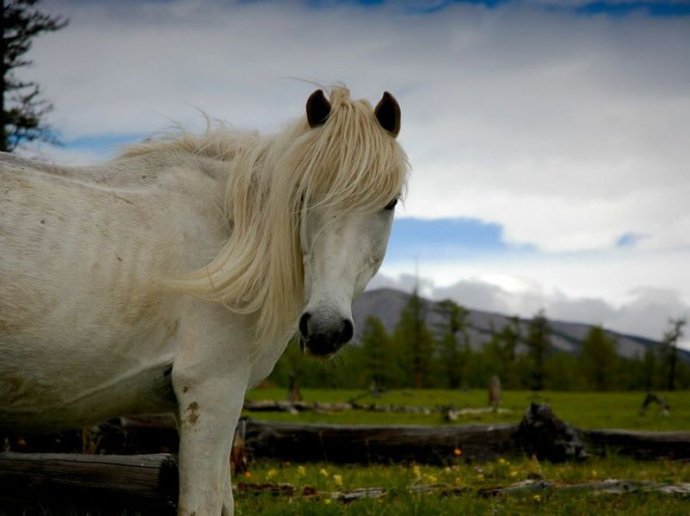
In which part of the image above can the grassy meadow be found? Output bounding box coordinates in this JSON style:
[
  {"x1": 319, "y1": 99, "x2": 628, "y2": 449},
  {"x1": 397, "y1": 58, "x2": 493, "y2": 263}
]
[
  {"x1": 235, "y1": 455, "x2": 690, "y2": 515},
  {"x1": 4, "y1": 389, "x2": 687, "y2": 514},
  {"x1": 235, "y1": 390, "x2": 690, "y2": 514},
  {"x1": 244, "y1": 388, "x2": 690, "y2": 431}
]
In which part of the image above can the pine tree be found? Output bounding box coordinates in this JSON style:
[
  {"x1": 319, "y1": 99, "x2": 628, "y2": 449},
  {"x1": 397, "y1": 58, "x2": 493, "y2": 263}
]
[
  {"x1": 361, "y1": 316, "x2": 393, "y2": 390},
  {"x1": 579, "y1": 326, "x2": 618, "y2": 391},
  {"x1": 435, "y1": 299, "x2": 468, "y2": 388},
  {"x1": 525, "y1": 310, "x2": 551, "y2": 391},
  {"x1": 660, "y1": 318, "x2": 686, "y2": 391},
  {"x1": 394, "y1": 289, "x2": 435, "y2": 388},
  {"x1": 1, "y1": 0, "x2": 67, "y2": 151},
  {"x1": 494, "y1": 315, "x2": 521, "y2": 388}
]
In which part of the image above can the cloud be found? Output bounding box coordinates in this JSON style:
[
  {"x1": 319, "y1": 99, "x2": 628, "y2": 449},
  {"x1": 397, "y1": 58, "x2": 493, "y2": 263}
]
[{"x1": 28, "y1": 0, "x2": 690, "y2": 255}]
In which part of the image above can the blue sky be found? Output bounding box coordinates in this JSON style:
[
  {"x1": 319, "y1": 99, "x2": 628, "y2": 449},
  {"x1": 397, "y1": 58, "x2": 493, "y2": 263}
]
[
  {"x1": 323, "y1": 0, "x2": 690, "y2": 16},
  {"x1": 387, "y1": 218, "x2": 532, "y2": 261},
  {"x1": 22, "y1": 0, "x2": 690, "y2": 344}
]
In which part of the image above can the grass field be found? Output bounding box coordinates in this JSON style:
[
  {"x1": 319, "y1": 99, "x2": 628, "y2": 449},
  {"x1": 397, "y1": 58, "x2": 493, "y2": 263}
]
[
  {"x1": 244, "y1": 388, "x2": 690, "y2": 431},
  {"x1": 236, "y1": 390, "x2": 690, "y2": 513},
  {"x1": 235, "y1": 455, "x2": 690, "y2": 515},
  {"x1": 4, "y1": 389, "x2": 687, "y2": 514}
]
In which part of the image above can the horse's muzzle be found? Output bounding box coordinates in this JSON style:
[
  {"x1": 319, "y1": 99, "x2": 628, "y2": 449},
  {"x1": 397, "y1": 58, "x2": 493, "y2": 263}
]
[{"x1": 298, "y1": 312, "x2": 354, "y2": 356}]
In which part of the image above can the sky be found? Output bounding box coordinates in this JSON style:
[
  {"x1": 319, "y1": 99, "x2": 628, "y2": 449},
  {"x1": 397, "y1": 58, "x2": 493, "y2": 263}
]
[{"x1": 18, "y1": 0, "x2": 690, "y2": 347}]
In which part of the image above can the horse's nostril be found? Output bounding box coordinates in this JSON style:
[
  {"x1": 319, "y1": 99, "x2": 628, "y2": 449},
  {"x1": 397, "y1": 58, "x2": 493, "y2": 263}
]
[
  {"x1": 341, "y1": 319, "x2": 354, "y2": 343},
  {"x1": 299, "y1": 312, "x2": 311, "y2": 338}
]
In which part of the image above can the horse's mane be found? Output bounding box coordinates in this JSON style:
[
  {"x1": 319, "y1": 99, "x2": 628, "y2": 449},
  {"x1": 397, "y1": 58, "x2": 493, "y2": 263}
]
[{"x1": 121, "y1": 87, "x2": 409, "y2": 357}]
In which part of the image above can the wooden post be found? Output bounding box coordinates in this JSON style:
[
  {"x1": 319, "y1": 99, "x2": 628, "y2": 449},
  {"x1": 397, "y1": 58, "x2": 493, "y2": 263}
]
[{"x1": 488, "y1": 375, "x2": 502, "y2": 409}]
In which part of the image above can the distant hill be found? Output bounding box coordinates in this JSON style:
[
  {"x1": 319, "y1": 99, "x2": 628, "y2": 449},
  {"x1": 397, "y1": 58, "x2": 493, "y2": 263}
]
[{"x1": 352, "y1": 288, "x2": 690, "y2": 362}]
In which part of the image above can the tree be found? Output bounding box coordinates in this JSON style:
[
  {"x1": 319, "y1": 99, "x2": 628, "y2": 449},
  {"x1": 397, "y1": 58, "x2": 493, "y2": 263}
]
[
  {"x1": 1, "y1": 0, "x2": 67, "y2": 152},
  {"x1": 579, "y1": 326, "x2": 618, "y2": 391},
  {"x1": 491, "y1": 315, "x2": 522, "y2": 388},
  {"x1": 435, "y1": 299, "x2": 469, "y2": 388},
  {"x1": 525, "y1": 310, "x2": 551, "y2": 391},
  {"x1": 660, "y1": 317, "x2": 686, "y2": 391},
  {"x1": 394, "y1": 289, "x2": 435, "y2": 388},
  {"x1": 360, "y1": 316, "x2": 394, "y2": 390}
]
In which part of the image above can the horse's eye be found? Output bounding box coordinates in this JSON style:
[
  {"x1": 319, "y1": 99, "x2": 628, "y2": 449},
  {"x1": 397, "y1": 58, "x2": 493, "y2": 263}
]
[{"x1": 384, "y1": 198, "x2": 398, "y2": 211}]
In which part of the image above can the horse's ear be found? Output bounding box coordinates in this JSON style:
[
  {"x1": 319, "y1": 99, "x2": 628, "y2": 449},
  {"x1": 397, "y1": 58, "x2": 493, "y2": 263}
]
[
  {"x1": 306, "y1": 89, "x2": 331, "y2": 128},
  {"x1": 374, "y1": 91, "x2": 401, "y2": 137}
]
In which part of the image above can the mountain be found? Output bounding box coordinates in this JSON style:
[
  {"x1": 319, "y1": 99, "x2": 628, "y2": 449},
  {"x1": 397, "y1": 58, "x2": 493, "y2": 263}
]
[{"x1": 352, "y1": 288, "x2": 690, "y2": 361}]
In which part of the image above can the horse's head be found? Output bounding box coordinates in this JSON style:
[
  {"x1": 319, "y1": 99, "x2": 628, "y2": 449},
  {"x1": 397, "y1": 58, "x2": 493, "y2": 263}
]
[{"x1": 296, "y1": 89, "x2": 406, "y2": 356}]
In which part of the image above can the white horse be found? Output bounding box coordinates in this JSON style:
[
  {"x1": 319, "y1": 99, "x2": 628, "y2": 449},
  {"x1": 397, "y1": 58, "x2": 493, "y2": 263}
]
[{"x1": 0, "y1": 87, "x2": 408, "y2": 514}]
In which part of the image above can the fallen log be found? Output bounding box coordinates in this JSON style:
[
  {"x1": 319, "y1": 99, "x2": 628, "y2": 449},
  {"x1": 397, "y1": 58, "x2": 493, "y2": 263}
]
[
  {"x1": 238, "y1": 479, "x2": 690, "y2": 500},
  {"x1": 243, "y1": 399, "x2": 513, "y2": 416},
  {"x1": 479, "y1": 478, "x2": 690, "y2": 497},
  {"x1": 0, "y1": 452, "x2": 178, "y2": 513},
  {"x1": 244, "y1": 421, "x2": 519, "y2": 463},
  {"x1": 580, "y1": 428, "x2": 690, "y2": 460},
  {"x1": 242, "y1": 403, "x2": 586, "y2": 464},
  {"x1": 4, "y1": 404, "x2": 689, "y2": 464}
]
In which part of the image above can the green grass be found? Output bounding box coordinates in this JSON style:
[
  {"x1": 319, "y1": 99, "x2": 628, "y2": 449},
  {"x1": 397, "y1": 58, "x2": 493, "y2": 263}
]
[
  {"x1": 244, "y1": 388, "x2": 690, "y2": 431},
  {"x1": 6, "y1": 456, "x2": 688, "y2": 515},
  {"x1": 5, "y1": 389, "x2": 687, "y2": 514},
  {"x1": 235, "y1": 456, "x2": 690, "y2": 515}
]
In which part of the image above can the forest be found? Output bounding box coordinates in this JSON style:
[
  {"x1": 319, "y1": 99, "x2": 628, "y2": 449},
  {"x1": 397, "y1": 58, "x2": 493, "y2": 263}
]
[{"x1": 268, "y1": 292, "x2": 690, "y2": 392}]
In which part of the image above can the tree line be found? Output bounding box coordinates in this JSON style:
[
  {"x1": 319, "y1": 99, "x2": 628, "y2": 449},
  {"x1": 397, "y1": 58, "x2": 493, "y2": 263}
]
[{"x1": 268, "y1": 291, "x2": 689, "y2": 392}]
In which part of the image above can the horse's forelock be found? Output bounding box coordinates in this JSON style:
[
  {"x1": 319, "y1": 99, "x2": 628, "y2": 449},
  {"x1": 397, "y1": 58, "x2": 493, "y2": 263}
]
[{"x1": 286, "y1": 87, "x2": 408, "y2": 213}]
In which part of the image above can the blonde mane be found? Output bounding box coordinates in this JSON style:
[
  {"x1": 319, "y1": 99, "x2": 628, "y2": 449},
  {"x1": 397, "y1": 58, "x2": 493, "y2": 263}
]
[{"x1": 123, "y1": 87, "x2": 409, "y2": 355}]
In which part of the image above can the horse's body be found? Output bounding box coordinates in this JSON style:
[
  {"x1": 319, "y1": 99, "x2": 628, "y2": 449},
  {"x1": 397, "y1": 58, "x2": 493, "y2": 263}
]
[
  {"x1": 0, "y1": 87, "x2": 407, "y2": 514},
  {"x1": 1, "y1": 151, "x2": 231, "y2": 431}
]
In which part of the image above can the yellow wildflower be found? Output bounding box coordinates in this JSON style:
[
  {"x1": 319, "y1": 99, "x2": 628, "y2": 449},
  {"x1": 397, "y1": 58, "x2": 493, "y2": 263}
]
[
  {"x1": 319, "y1": 468, "x2": 329, "y2": 477},
  {"x1": 297, "y1": 465, "x2": 306, "y2": 477},
  {"x1": 333, "y1": 474, "x2": 343, "y2": 486},
  {"x1": 266, "y1": 469, "x2": 277, "y2": 480}
]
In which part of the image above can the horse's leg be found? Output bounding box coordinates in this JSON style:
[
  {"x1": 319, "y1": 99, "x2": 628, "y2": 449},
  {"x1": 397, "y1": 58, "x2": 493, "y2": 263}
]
[
  {"x1": 175, "y1": 380, "x2": 245, "y2": 515},
  {"x1": 222, "y1": 478, "x2": 235, "y2": 516},
  {"x1": 172, "y1": 308, "x2": 251, "y2": 516}
]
